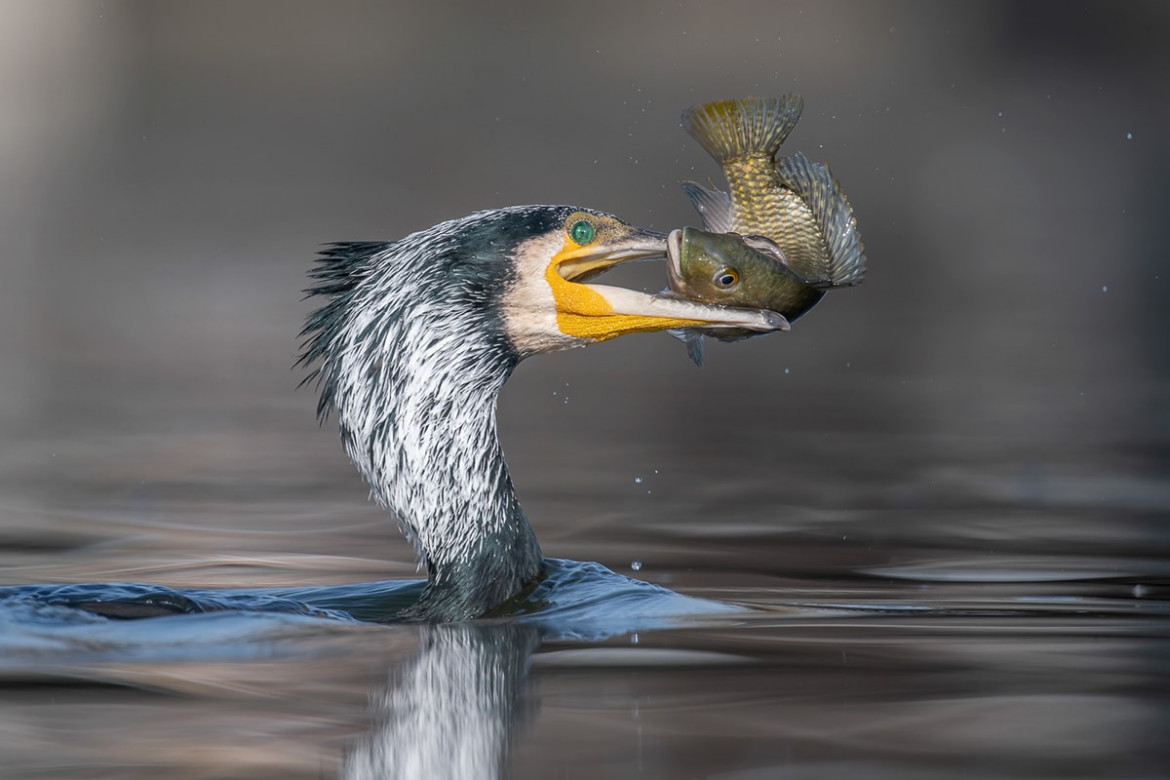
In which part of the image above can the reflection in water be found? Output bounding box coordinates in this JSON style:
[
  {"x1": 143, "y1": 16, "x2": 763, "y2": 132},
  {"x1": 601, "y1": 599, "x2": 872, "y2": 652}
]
[
  {"x1": 338, "y1": 560, "x2": 739, "y2": 778},
  {"x1": 343, "y1": 622, "x2": 540, "y2": 780},
  {"x1": 1, "y1": 556, "x2": 1166, "y2": 778},
  {"x1": 0, "y1": 559, "x2": 743, "y2": 778}
]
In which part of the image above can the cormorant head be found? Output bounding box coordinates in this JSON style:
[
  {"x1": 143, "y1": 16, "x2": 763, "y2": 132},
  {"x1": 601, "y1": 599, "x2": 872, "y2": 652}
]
[
  {"x1": 498, "y1": 206, "x2": 787, "y2": 357},
  {"x1": 301, "y1": 206, "x2": 786, "y2": 417}
]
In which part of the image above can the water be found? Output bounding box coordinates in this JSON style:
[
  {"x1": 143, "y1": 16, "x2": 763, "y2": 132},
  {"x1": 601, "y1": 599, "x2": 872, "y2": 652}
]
[
  {"x1": 1, "y1": 399, "x2": 1166, "y2": 778},
  {"x1": 3, "y1": 569, "x2": 1166, "y2": 778}
]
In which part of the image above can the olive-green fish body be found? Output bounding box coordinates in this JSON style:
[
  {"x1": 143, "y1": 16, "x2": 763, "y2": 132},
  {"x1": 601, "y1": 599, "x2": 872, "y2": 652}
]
[
  {"x1": 681, "y1": 96, "x2": 865, "y2": 289},
  {"x1": 670, "y1": 96, "x2": 867, "y2": 364},
  {"x1": 719, "y1": 165, "x2": 825, "y2": 285}
]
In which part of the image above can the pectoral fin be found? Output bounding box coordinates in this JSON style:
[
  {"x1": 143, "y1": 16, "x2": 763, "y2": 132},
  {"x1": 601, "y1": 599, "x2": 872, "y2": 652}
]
[
  {"x1": 680, "y1": 182, "x2": 736, "y2": 233},
  {"x1": 668, "y1": 327, "x2": 706, "y2": 367}
]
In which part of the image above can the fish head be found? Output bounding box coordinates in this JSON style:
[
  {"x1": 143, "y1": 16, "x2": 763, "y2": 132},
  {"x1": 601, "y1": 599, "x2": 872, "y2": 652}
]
[{"x1": 666, "y1": 227, "x2": 792, "y2": 306}]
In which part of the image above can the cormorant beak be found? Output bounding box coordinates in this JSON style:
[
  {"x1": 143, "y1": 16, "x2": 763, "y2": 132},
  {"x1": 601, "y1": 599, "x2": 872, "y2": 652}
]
[
  {"x1": 552, "y1": 226, "x2": 669, "y2": 283},
  {"x1": 547, "y1": 224, "x2": 789, "y2": 343}
]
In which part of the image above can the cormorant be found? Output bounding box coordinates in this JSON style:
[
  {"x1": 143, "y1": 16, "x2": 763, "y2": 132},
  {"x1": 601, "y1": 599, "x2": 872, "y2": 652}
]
[{"x1": 299, "y1": 206, "x2": 786, "y2": 622}]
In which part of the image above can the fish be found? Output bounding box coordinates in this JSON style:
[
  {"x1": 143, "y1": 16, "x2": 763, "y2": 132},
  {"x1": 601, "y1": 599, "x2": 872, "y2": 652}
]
[
  {"x1": 665, "y1": 227, "x2": 811, "y2": 365},
  {"x1": 669, "y1": 95, "x2": 866, "y2": 365}
]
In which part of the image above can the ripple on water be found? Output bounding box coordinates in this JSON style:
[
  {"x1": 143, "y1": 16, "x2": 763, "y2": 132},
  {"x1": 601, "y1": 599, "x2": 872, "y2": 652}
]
[{"x1": 0, "y1": 558, "x2": 747, "y2": 661}]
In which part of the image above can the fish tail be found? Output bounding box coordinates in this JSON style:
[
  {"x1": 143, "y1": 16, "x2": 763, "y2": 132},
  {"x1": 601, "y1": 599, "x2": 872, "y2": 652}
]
[
  {"x1": 775, "y1": 152, "x2": 867, "y2": 287},
  {"x1": 682, "y1": 95, "x2": 804, "y2": 164}
]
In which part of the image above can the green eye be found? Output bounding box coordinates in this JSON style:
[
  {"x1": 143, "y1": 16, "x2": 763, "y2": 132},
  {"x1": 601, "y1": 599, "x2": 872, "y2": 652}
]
[{"x1": 569, "y1": 219, "x2": 595, "y2": 245}]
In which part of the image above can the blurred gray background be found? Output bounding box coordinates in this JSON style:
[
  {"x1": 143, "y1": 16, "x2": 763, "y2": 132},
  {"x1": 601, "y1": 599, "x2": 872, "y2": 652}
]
[{"x1": 0, "y1": 1, "x2": 1166, "y2": 583}]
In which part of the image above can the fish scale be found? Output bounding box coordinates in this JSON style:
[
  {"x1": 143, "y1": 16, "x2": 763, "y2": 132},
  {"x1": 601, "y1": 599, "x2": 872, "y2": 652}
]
[
  {"x1": 724, "y1": 166, "x2": 826, "y2": 280},
  {"x1": 683, "y1": 96, "x2": 863, "y2": 287}
]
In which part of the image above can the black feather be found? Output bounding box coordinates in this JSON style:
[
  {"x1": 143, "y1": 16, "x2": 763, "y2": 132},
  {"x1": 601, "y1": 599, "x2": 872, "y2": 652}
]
[
  {"x1": 297, "y1": 241, "x2": 391, "y2": 420},
  {"x1": 295, "y1": 207, "x2": 571, "y2": 424}
]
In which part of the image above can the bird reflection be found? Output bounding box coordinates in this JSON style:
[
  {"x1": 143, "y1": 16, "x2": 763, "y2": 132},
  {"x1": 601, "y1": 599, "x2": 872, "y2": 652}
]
[{"x1": 343, "y1": 622, "x2": 541, "y2": 780}]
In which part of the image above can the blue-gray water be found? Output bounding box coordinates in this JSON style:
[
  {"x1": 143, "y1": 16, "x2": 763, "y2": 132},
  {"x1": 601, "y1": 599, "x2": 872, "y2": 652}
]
[{"x1": 1, "y1": 2, "x2": 1168, "y2": 778}]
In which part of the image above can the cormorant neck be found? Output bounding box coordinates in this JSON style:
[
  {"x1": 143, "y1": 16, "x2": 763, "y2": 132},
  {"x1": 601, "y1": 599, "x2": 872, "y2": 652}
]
[
  {"x1": 346, "y1": 348, "x2": 542, "y2": 621},
  {"x1": 301, "y1": 212, "x2": 591, "y2": 621},
  {"x1": 315, "y1": 245, "x2": 543, "y2": 620}
]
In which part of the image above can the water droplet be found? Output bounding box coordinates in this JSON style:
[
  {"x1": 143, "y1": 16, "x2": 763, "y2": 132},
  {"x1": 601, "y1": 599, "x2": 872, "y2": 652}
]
[
  {"x1": 631, "y1": 560, "x2": 642, "y2": 571},
  {"x1": 784, "y1": 367, "x2": 790, "y2": 375},
  {"x1": 634, "y1": 476, "x2": 643, "y2": 484},
  {"x1": 1126, "y1": 131, "x2": 1133, "y2": 140},
  {"x1": 631, "y1": 633, "x2": 640, "y2": 644},
  {"x1": 1102, "y1": 285, "x2": 1109, "y2": 292}
]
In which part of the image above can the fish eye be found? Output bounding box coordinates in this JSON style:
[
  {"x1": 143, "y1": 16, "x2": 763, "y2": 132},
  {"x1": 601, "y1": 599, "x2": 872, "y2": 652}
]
[
  {"x1": 569, "y1": 219, "x2": 595, "y2": 246},
  {"x1": 714, "y1": 268, "x2": 739, "y2": 288}
]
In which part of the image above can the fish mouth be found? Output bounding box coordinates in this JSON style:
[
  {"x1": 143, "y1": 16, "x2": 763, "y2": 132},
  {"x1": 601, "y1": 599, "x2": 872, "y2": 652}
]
[
  {"x1": 548, "y1": 225, "x2": 788, "y2": 343},
  {"x1": 664, "y1": 227, "x2": 686, "y2": 291}
]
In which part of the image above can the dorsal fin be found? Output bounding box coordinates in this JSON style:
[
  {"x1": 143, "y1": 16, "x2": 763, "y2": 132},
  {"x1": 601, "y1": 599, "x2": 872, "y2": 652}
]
[
  {"x1": 682, "y1": 95, "x2": 804, "y2": 164},
  {"x1": 775, "y1": 152, "x2": 867, "y2": 287}
]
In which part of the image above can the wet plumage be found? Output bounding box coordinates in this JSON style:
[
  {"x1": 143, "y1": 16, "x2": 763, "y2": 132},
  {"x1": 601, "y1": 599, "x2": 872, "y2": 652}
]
[{"x1": 299, "y1": 207, "x2": 786, "y2": 621}]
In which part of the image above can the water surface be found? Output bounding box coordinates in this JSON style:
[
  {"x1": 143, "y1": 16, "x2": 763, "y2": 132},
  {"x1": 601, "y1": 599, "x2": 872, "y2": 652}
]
[{"x1": 1, "y1": 396, "x2": 1165, "y2": 778}]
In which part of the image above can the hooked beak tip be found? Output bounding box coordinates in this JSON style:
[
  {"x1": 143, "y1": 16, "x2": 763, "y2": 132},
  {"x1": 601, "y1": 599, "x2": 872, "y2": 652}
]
[{"x1": 763, "y1": 310, "x2": 791, "y2": 331}]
